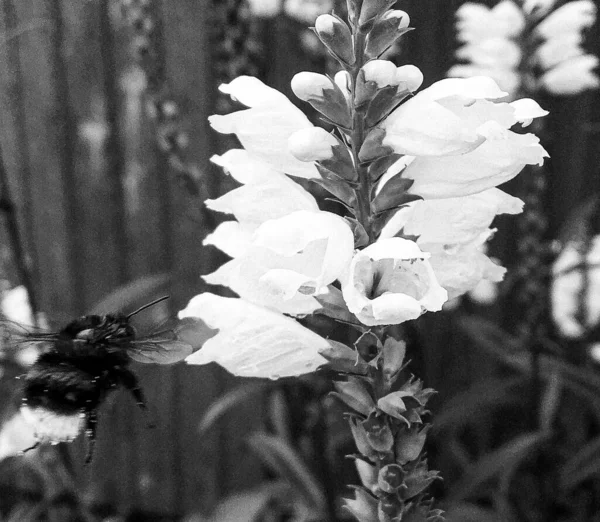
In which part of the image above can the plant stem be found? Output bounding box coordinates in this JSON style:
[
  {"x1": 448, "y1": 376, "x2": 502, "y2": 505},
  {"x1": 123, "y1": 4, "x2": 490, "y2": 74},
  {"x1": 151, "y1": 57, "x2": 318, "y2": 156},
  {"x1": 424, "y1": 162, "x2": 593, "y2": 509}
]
[{"x1": 348, "y1": 28, "x2": 374, "y2": 242}]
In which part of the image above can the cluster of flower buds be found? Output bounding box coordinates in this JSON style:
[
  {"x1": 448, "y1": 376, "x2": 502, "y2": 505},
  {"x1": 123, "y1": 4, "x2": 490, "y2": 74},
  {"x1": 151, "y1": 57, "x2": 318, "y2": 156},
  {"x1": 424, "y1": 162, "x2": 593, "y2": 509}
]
[
  {"x1": 449, "y1": 0, "x2": 599, "y2": 96},
  {"x1": 325, "y1": 336, "x2": 443, "y2": 522}
]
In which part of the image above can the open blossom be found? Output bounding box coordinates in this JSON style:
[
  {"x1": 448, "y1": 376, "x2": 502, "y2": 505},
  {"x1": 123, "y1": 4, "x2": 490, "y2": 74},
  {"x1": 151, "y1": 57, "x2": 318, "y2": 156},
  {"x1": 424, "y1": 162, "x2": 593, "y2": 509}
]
[
  {"x1": 204, "y1": 149, "x2": 318, "y2": 257},
  {"x1": 552, "y1": 236, "x2": 600, "y2": 338},
  {"x1": 205, "y1": 210, "x2": 354, "y2": 315},
  {"x1": 209, "y1": 76, "x2": 319, "y2": 179},
  {"x1": 342, "y1": 238, "x2": 448, "y2": 326},
  {"x1": 379, "y1": 190, "x2": 520, "y2": 298},
  {"x1": 380, "y1": 77, "x2": 548, "y2": 198},
  {"x1": 180, "y1": 293, "x2": 328, "y2": 378}
]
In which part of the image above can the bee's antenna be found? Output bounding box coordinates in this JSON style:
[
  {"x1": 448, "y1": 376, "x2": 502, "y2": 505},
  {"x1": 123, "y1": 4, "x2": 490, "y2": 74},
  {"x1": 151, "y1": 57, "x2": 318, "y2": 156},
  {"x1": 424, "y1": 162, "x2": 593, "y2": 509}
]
[{"x1": 126, "y1": 296, "x2": 170, "y2": 319}]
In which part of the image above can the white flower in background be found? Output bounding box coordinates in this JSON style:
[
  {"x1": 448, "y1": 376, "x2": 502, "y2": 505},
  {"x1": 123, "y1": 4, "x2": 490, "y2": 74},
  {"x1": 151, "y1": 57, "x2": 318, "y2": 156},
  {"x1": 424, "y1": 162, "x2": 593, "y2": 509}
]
[
  {"x1": 342, "y1": 238, "x2": 448, "y2": 326},
  {"x1": 209, "y1": 77, "x2": 319, "y2": 179},
  {"x1": 204, "y1": 149, "x2": 318, "y2": 257},
  {"x1": 449, "y1": 1, "x2": 524, "y2": 93},
  {"x1": 536, "y1": 1, "x2": 599, "y2": 95},
  {"x1": 381, "y1": 78, "x2": 548, "y2": 198},
  {"x1": 247, "y1": 0, "x2": 281, "y2": 17},
  {"x1": 552, "y1": 236, "x2": 600, "y2": 338},
  {"x1": 1, "y1": 285, "x2": 35, "y2": 327},
  {"x1": 450, "y1": 0, "x2": 599, "y2": 96},
  {"x1": 180, "y1": 293, "x2": 328, "y2": 378},
  {"x1": 0, "y1": 412, "x2": 38, "y2": 461},
  {"x1": 205, "y1": 210, "x2": 354, "y2": 315},
  {"x1": 379, "y1": 189, "x2": 521, "y2": 298},
  {"x1": 284, "y1": 0, "x2": 333, "y2": 24}
]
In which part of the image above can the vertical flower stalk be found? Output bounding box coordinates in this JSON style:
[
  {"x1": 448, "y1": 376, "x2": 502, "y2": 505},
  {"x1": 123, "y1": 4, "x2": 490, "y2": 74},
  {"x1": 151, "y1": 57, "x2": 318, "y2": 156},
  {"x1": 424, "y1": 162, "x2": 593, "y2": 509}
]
[{"x1": 179, "y1": 0, "x2": 548, "y2": 518}]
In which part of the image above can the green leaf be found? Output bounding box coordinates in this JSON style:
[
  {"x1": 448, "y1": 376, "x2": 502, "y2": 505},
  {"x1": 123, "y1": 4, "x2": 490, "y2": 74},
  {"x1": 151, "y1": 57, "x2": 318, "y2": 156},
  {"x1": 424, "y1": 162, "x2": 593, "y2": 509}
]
[
  {"x1": 198, "y1": 383, "x2": 269, "y2": 434},
  {"x1": 561, "y1": 435, "x2": 600, "y2": 490},
  {"x1": 314, "y1": 285, "x2": 360, "y2": 325},
  {"x1": 89, "y1": 273, "x2": 171, "y2": 316},
  {"x1": 396, "y1": 425, "x2": 430, "y2": 465},
  {"x1": 313, "y1": 164, "x2": 357, "y2": 207},
  {"x1": 332, "y1": 377, "x2": 375, "y2": 415},
  {"x1": 208, "y1": 483, "x2": 289, "y2": 522},
  {"x1": 342, "y1": 487, "x2": 379, "y2": 522},
  {"x1": 319, "y1": 340, "x2": 369, "y2": 375},
  {"x1": 366, "y1": 86, "x2": 411, "y2": 128},
  {"x1": 247, "y1": 433, "x2": 326, "y2": 515},
  {"x1": 539, "y1": 370, "x2": 562, "y2": 433},
  {"x1": 367, "y1": 153, "x2": 405, "y2": 184},
  {"x1": 382, "y1": 337, "x2": 407, "y2": 385},
  {"x1": 345, "y1": 217, "x2": 370, "y2": 248},
  {"x1": 449, "y1": 432, "x2": 547, "y2": 501},
  {"x1": 371, "y1": 176, "x2": 416, "y2": 214}
]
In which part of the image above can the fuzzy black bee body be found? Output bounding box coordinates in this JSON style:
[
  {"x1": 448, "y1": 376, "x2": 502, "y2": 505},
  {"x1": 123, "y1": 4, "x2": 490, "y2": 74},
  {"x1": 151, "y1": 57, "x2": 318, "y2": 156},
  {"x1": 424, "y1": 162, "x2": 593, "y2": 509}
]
[{"x1": 12, "y1": 299, "x2": 204, "y2": 462}]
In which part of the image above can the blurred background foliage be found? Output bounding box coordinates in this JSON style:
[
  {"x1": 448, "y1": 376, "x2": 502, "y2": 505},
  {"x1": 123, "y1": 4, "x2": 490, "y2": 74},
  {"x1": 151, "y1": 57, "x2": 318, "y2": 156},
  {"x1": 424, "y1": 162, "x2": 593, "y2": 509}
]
[{"x1": 0, "y1": 0, "x2": 598, "y2": 520}]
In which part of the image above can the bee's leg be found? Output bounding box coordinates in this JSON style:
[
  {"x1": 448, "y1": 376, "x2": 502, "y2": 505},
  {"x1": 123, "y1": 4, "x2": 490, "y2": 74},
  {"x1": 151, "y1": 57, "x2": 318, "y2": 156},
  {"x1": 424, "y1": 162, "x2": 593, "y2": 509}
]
[
  {"x1": 19, "y1": 441, "x2": 40, "y2": 455},
  {"x1": 115, "y1": 367, "x2": 147, "y2": 410},
  {"x1": 84, "y1": 410, "x2": 98, "y2": 465}
]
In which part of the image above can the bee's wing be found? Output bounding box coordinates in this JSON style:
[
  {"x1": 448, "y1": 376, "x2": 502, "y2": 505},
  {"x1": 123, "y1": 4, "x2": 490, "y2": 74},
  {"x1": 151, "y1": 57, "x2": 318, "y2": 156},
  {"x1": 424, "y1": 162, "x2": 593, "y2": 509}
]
[
  {"x1": 0, "y1": 320, "x2": 58, "y2": 350},
  {"x1": 127, "y1": 317, "x2": 214, "y2": 365}
]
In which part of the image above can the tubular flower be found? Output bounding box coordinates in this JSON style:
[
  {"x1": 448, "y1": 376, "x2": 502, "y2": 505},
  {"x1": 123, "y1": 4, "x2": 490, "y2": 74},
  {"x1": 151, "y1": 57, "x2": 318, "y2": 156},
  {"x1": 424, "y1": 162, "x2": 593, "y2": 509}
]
[
  {"x1": 204, "y1": 149, "x2": 318, "y2": 257},
  {"x1": 209, "y1": 77, "x2": 319, "y2": 179},
  {"x1": 381, "y1": 82, "x2": 548, "y2": 198},
  {"x1": 380, "y1": 188, "x2": 523, "y2": 245},
  {"x1": 379, "y1": 190, "x2": 519, "y2": 298},
  {"x1": 180, "y1": 293, "x2": 328, "y2": 378},
  {"x1": 342, "y1": 238, "x2": 448, "y2": 326},
  {"x1": 204, "y1": 210, "x2": 355, "y2": 315}
]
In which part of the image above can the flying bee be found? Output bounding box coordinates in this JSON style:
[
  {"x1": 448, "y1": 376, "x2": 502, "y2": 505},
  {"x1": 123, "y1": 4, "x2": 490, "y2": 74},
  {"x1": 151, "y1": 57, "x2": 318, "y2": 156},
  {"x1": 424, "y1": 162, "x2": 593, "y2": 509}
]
[{"x1": 3, "y1": 296, "x2": 206, "y2": 463}]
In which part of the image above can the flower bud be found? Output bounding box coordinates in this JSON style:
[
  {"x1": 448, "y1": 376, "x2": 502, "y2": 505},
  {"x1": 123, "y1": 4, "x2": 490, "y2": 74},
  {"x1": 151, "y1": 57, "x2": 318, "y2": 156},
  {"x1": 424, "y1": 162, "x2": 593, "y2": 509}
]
[
  {"x1": 291, "y1": 72, "x2": 352, "y2": 127},
  {"x1": 289, "y1": 127, "x2": 338, "y2": 161},
  {"x1": 362, "y1": 60, "x2": 398, "y2": 88},
  {"x1": 378, "y1": 464, "x2": 405, "y2": 493},
  {"x1": 314, "y1": 14, "x2": 355, "y2": 65},
  {"x1": 366, "y1": 10, "x2": 410, "y2": 58},
  {"x1": 395, "y1": 65, "x2": 423, "y2": 92}
]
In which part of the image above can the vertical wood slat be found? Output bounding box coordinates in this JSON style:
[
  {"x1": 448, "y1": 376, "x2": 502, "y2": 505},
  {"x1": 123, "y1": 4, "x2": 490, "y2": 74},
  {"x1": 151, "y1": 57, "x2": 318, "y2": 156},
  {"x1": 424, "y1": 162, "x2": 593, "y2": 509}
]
[
  {"x1": 159, "y1": 0, "x2": 225, "y2": 513},
  {"x1": 11, "y1": 0, "x2": 77, "y2": 319}
]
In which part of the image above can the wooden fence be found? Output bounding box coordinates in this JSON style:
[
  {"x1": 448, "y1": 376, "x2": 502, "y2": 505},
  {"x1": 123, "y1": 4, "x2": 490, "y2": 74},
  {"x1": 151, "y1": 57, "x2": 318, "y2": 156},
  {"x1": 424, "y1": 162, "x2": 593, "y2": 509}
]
[{"x1": 0, "y1": 0, "x2": 598, "y2": 517}]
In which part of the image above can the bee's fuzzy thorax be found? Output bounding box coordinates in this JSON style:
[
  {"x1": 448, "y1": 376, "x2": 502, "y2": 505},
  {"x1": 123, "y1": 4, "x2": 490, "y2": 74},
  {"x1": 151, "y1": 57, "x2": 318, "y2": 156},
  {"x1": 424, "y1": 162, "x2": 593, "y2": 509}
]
[{"x1": 20, "y1": 404, "x2": 84, "y2": 444}]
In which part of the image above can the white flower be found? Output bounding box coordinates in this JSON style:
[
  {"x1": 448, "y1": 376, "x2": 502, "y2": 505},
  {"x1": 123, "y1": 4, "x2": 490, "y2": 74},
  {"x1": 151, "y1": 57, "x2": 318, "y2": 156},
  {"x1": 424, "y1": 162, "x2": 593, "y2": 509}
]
[
  {"x1": 0, "y1": 412, "x2": 38, "y2": 460},
  {"x1": 536, "y1": 0, "x2": 596, "y2": 38},
  {"x1": 552, "y1": 237, "x2": 600, "y2": 338},
  {"x1": 204, "y1": 149, "x2": 318, "y2": 257},
  {"x1": 423, "y1": 231, "x2": 506, "y2": 300},
  {"x1": 381, "y1": 83, "x2": 548, "y2": 198},
  {"x1": 1, "y1": 285, "x2": 35, "y2": 326},
  {"x1": 204, "y1": 210, "x2": 354, "y2": 315},
  {"x1": 247, "y1": 0, "x2": 281, "y2": 17},
  {"x1": 378, "y1": 192, "x2": 516, "y2": 299},
  {"x1": 180, "y1": 293, "x2": 329, "y2": 378},
  {"x1": 534, "y1": 1, "x2": 599, "y2": 95},
  {"x1": 287, "y1": 127, "x2": 339, "y2": 161},
  {"x1": 361, "y1": 62, "x2": 424, "y2": 92},
  {"x1": 342, "y1": 238, "x2": 448, "y2": 326},
  {"x1": 447, "y1": 64, "x2": 521, "y2": 94},
  {"x1": 380, "y1": 188, "x2": 523, "y2": 244},
  {"x1": 540, "y1": 55, "x2": 600, "y2": 95},
  {"x1": 283, "y1": 0, "x2": 332, "y2": 23},
  {"x1": 456, "y1": 1, "x2": 525, "y2": 43},
  {"x1": 209, "y1": 77, "x2": 319, "y2": 179}
]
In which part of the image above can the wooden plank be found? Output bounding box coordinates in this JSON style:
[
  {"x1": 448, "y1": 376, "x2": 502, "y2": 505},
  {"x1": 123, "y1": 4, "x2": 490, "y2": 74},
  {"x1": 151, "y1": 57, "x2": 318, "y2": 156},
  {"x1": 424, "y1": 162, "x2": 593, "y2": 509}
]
[{"x1": 11, "y1": 0, "x2": 78, "y2": 318}]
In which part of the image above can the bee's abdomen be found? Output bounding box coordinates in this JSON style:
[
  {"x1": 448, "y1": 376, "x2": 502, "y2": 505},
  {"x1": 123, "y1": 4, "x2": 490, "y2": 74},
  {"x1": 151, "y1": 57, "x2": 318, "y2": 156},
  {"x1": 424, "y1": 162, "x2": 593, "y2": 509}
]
[{"x1": 22, "y1": 353, "x2": 112, "y2": 415}]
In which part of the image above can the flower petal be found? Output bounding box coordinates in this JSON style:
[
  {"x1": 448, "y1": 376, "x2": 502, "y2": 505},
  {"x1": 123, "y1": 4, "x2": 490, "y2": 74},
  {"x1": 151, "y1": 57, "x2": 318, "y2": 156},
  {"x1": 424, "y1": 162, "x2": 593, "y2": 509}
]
[{"x1": 180, "y1": 293, "x2": 328, "y2": 378}]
